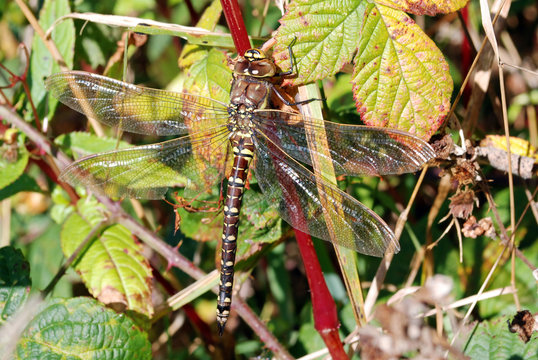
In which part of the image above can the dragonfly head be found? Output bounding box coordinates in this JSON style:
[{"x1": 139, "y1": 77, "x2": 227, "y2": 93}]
[{"x1": 234, "y1": 48, "x2": 276, "y2": 78}]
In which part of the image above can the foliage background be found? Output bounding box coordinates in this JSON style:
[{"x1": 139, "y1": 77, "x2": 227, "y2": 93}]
[{"x1": 0, "y1": 0, "x2": 537, "y2": 359}]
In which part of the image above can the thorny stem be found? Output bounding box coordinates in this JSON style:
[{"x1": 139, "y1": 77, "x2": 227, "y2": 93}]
[{"x1": 295, "y1": 230, "x2": 348, "y2": 359}]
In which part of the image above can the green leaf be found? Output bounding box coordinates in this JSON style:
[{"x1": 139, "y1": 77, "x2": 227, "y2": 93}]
[
  {"x1": 61, "y1": 198, "x2": 153, "y2": 317},
  {"x1": 50, "y1": 185, "x2": 75, "y2": 224},
  {"x1": 274, "y1": 0, "x2": 366, "y2": 85},
  {"x1": 236, "y1": 187, "x2": 282, "y2": 258},
  {"x1": 183, "y1": 48, "x2": 231, "y2": 104},
  {"x1": 54, "y1": 132, "x2": 132, "y2": 158},
  {"x1": 274, "y1": 0, "x2": 453, "y2": 138},
  {"x1": 376, "y1": 0, "x2": 469, "y2": 16},
  {"x1": 0, "y1": 141, "x2": 29, "y2": 189},
  {"x1": 0, "y1": 246, "x2": 31, "y2": 326},
  {"x1": 16, "y1": 297, "x2": 151, "y2": 359},
  {"x1": 177, "y1": 0, "x2": 222, "y2": 69},
  {"x1": 352, "y1": 4, "x2": 451, "y2": 138},
  {"x1": 0, "y1": 173, "x2": 41, "y2": 201},
  {"x1": 464, "y1": 316, "x2": 538, "y2": 359},
  {"x1": 30, "y1": 0, "x2": 75, "y2": 119}
]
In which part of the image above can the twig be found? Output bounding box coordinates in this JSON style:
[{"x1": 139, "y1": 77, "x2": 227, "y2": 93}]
[
  {"x1": 421, "y1": 286, "x2": 517, "y2": 318},
  {"x1": 364, "y1": 166, "x2": 428, "y2": 319},
  {"x1": 444, "y1": 2, "x2": 506, "y2": 130},
  {"x1": 43, "y1": 219, "x2": 108, "y2": 295}
]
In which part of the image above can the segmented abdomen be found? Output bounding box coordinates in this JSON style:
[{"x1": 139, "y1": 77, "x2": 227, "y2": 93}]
[{"x1": 216, "y1": 133, "x2": 254, "y2": 334}]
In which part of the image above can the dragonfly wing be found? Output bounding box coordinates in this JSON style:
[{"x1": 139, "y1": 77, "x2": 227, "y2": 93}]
[
  {"x1": 46, "y1": 71, "x2": 229, "y2": 136},
  {"x1": 253, "y1": 131, "x2": 399, "y2": 257},
  {"x1": 60, "y1": 126, "x2": 231, "y2": 199},
  {"x1": 253, "y1": 110, "x2": 435, "y2": 176}
]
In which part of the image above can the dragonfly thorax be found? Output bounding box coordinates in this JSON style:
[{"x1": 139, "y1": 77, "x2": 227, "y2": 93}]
[{"x1": 227, "y1": 103, "x2": 255, "y2": 132}]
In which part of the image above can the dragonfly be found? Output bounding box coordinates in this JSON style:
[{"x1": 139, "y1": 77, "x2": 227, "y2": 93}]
[{"x1": 46, "y1": 44, "x2": 435, "y2": 334}]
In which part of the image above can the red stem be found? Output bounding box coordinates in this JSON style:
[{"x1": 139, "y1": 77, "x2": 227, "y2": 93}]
[
  {"x1": 220, "y1": 0, "x2": 251, "y2": 54},
  {"x1": 30, "y1": 157, "x2": 79, "y2": 203},
  {"x1": 294, "y1": 229, "x2": 348, "y2": 358}
]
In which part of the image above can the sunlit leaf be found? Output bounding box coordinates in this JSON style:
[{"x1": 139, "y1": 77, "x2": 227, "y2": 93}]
[
  {"x1": 352, "y1": 4, "x2": 451, "y2": 138},
  {"x1": 274, "y1": 0, "x2": 365, "y2": 85},
  {"x1": 183, "y1": 48, "x2": 231, "y2": 105},
  {"x1": 16, "y1": 297, "x2": 151, "y2": 359},
  {"x1": 61, "y1": 198, "x2": 153, "y2": 317},
  {"x1": 274, "y1": 0, "x2": 452, "y2": 138}
]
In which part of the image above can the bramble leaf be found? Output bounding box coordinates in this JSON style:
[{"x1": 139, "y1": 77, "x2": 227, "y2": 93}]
[
  {"x1": 183, "y1": 48, "x2": 231, "y2": 104},
  {"x1": 61, "y1": 198, "x2": 153, "y2": 317},
  {"x1": 0, "y1": 141, "x2": 29, "y2": 189},
  {"x1": 274, "y1": 0, "x2": 453, "y2": 138},
  {"x1": 274, "y1": 0, "x2": 365, "y2": 85},
  {"x1": 352, "y1": 4, "x2": 451, "y2": 138}
]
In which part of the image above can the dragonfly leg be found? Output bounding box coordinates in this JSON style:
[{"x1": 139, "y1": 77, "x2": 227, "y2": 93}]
[
  {"x1": 271, "y1": 85, "x2": 323, "y2": 107},
  {"x1": 271, "y1": 38, "x2": 324, "y2": 107},
  {"x1": 275, "y1": 37, "x2": 297, "y2": 77}
]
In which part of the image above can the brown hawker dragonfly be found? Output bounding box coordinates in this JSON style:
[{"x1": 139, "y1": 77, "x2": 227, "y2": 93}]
[{"x1": 46, "y1": 46, "x2": 435, "y2": 334}]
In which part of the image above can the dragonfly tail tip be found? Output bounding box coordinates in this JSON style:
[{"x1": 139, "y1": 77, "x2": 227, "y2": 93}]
[{"x1": 217, "y1": 321, "x2": 226, "y2": 336}]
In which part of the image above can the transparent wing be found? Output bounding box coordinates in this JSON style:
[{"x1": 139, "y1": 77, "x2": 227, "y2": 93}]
[
  {"x1": 60, "y1": 125, "x2": 231, "y2": 199},
  {"x1": 253, "y1": 109, "x2": 435, "y2": 176},
  {"x1": 46, "y1": 71, "x2": 230, "y2": 136},
  {"x1": 253, "y1": 131, "x2": 399, "y2": 257}
]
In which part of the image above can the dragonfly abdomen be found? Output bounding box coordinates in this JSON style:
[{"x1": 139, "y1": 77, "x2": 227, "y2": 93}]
[{"x1": 216, "y1": 133, "x2": 255, "y2": 335}]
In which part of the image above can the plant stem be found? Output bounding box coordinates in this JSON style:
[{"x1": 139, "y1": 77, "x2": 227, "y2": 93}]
[
  {"x1": 43, "y1": 219, "x2": 108, "y2": 296},
  {"x1": 220, "y1": 0, "x2": 251, "y2": 54},
  {"x1": 295, "y1": 229, "x2": 349, "y2": 359}
]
